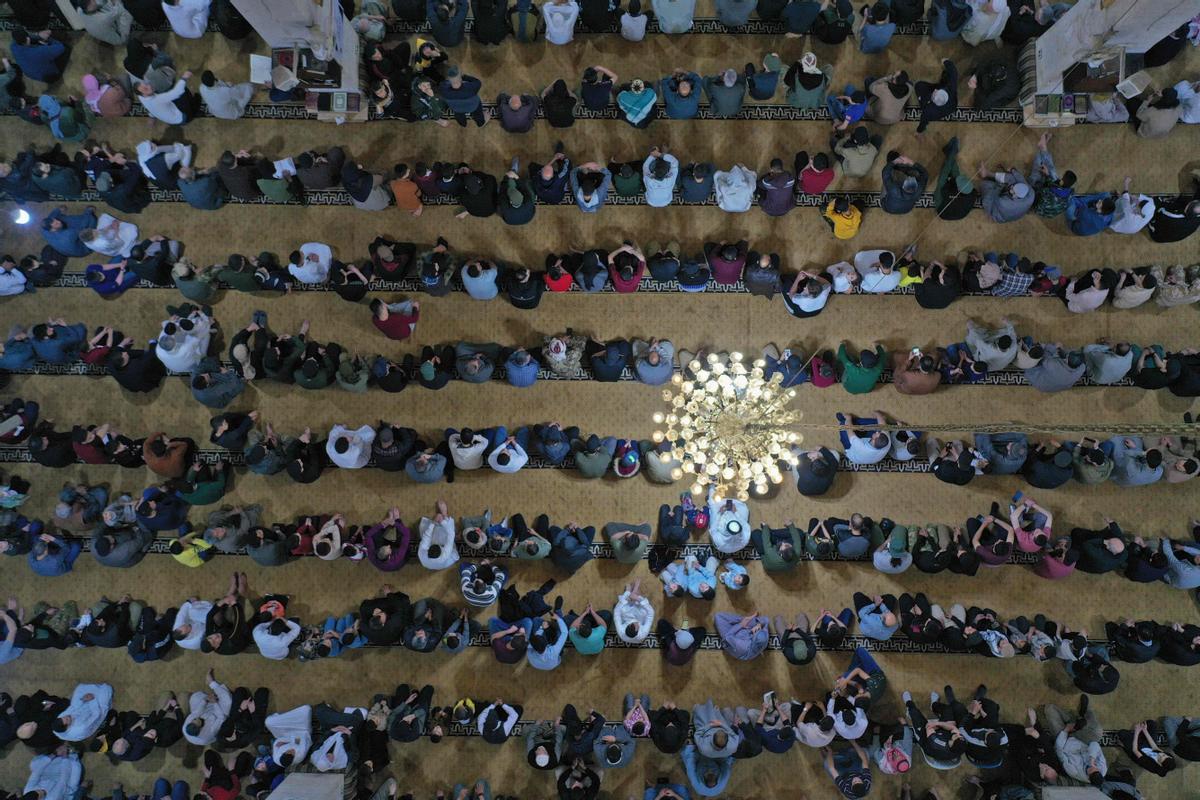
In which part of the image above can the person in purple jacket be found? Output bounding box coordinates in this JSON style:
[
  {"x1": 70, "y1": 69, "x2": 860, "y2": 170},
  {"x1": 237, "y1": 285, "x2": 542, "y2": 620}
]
[
  {"x1": 757, "y1": 158, "x2": 796, "y2": 217},
  {"x1": 365, "y1": 507, "x2": 411, "y2": 572},
  {"x1": 85, "y1": 260, "x2": 140, "y2": 297}
]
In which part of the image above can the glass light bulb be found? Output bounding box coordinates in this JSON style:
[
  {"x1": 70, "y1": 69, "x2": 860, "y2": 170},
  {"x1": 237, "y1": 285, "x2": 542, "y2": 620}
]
[
  {"x1": 652, "y1": 430, "x2": 665, "y2": 443},
  {"x1": 721, "y1": 467, "x2": 735, "y2": 480},
  {"x1": 652, "y1": 412, "x2": 665, "y2": 424},
  {"x1": 706, "y1": 463, "x2": 720, "y2": 476},
  {"x1": 682, "y1": 381, "x2": 694, "y2": 393},
  {"x1": 731, "y1": 351, "x2": 743, "y2": 362},
  {"x1": 753, "y1": 359, "x2": 765, "y2": 368},
  {"x1": 691, "y1": 483, "x2": 704, "y2": 494},
  {"x1": 695, "y1": 370, "x2": 709, "y2": 382},
  {"x1": 670, "y1": 467, "x2": 684, "y2": 480},
  {"x1": 707, "y1": 353, "x2": 719, "y2": 364},
  {"x1": 671, "y1": 373, "x2": 683, "y2": 385}
]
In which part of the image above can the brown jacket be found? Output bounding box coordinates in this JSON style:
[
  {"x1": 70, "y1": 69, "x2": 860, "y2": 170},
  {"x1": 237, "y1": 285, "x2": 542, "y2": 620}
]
[
  {"x1": 1136, "y1": 102, "x2": 1180, "y2": 139},
  {"x1": 891, "y1": 351, "x2": 942, "y2": 395},
  {"x1": 95, "y1": 82, "x2": 133, "y2": 117},
  {"x1": 867, "y1": 78, "x2": 910, "y2": 125},
  {"x1": 143, "y1": 434, "x2": 190, "y2": 478}
]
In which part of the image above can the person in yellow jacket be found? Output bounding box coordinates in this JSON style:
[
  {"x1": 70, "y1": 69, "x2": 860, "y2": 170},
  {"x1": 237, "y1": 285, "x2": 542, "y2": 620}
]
[{"x1": 823, "y1": 197, "x2": 863, "y2": 239}]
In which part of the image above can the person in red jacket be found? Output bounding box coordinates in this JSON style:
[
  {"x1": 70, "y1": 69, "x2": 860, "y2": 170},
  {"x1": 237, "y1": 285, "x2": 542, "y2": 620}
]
[{"x1": 369, "y1": 299, "x2": 419, "y2": 341}]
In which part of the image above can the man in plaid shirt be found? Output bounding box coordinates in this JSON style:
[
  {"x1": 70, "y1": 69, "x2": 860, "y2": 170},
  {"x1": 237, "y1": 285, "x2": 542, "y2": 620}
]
[{"x1": 989, "y1": 251, "x2": 1035, "y2": 297}]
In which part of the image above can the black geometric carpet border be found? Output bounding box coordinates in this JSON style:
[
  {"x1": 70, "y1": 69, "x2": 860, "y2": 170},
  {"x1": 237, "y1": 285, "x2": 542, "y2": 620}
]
[{"x1": 7, "y1": 185, "x2": 1192, "y2": 212}]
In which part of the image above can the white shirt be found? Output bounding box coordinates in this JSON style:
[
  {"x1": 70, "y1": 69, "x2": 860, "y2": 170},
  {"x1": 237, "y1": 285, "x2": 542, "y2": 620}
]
[
  {"x1": 268, "y1": 705, "x2": 313, "y2": 765},
  {"x1": 448, "y1": 434, "x2": 489, "y2": 469},
  {"x1": 613, "y1": 590, "x2": 655, "y2": 642},
  {"x1": 137, "y1": 79, "x2": 189, "y2": 125},
  {"x1": 311, "y1": 731, "x2": 350, "y2": 771},
  {"x1": 713, "y1": 165, "x2": 756, "y2": 212},
  {"x1": 418, "y1": 516, "x2": 459, "y2": 570},
  {"x1": 796, "y1": 721, "x2": 837, "y2": 747},
  {"x1": 829, "y1": 698, "x2": 868, "y2": 740},
  {"x1": 873, "y1": 547, "x2": 912, "y2": 573},
  {"x1": 184, "y1": 680, "x2": 232, "y2": 745},
  {"x1": 0, "y1": 266, "x2": 27, "y2": 296},
  {"x1": 889, "y1": 431, "x2": 919, "y2": 461},
  {"x1": 542, "y1": 0, "x2": 580, "y2": 44},
  {"x1": 313, "y1": 519, "x2": 343, "y2": 560},
  {"x1": 1064, "y1": 284, "x2": 1108, "y2": 313},
  {"x1": 24, "y1": 753, "x2": 81, "y2": 800},
  {"x1": 643, "y1": 153, "x2": 680, "y2": 207},
  {"x1": 488, "y1": 441, "x2": 529, "y2": 472},
  {"x1": 200, "y1": 80, "x2": 254, "y2": 120},
  {"x1": 87, "y1": 214, "x2": 139, "y2": 258},
  {"x1": 326, "y1": 424, "x2": 375, "y2": 469},
  {"x1": 788, "y1": 284, "x2": 830, "y2": 313},
  {"x1": 965, "y1": 321, "x2": 1017, "y2": 370},
  {"x1": 620, "y1": 12, "x2": 648, "y2": 39},
  {"x1": 163, "y1": 0, "x2": 211, "y2": 38},
  {"x1": 1176, "y1": 80, "x2": 1200, "y2": 123},
  {"x1": 289, "y1": 242, "x2": 333, "y2": 284},
  {"x1": 172, "y1": 600, "x2": 212, "y2": 649},
  {"x1": 136, "y1": 140, "x2": 192, "y2": 181},
  {"x1": 56, "y1": 684, "x2": 113, "y2": 741},
  {"x1": 827, "y1": 261, "x2": 858, "y2": 293},
  {"x1": 853, "y1": 249, "x2": 900, "y2": 293},
  {"x1": 155, "y1": 313, "x2": 211, "y2": 373},
  {"x1": 707, "y1": 495, "x2": 750, "y2": 554},
  {"x1": 1109, "y1": 192, "x2": 1155, "y2": 234},
  {"x1": 843, "y1": 433, "x2": 891, "y2": 465},
  {"x1": 253, "y1": 619, "x2": 301, "y2": 660}
]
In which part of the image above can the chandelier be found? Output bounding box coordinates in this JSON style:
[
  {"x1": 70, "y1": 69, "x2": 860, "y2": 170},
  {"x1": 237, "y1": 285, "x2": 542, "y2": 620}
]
[{"x1": 651, "y1": 352, "x2": 803, "y2": 501}]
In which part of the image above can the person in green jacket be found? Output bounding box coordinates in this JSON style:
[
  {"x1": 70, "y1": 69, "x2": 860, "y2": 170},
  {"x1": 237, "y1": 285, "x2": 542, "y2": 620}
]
[
  {"x1": 1071, "y1": 438, "x2": 1114, "y2": 485},
  {"x1": 294, "y1": 344, "x2": 337, "y2": 389},
  {"x1": 751, "y1": 523, "x2": 804, "y2": 571},
  {"x1": 336, "y1": 355, "x2": 370, "y2": 393},
  {"x1": 604, "y1": 523, "x2": 651, "y2": 564},
  {"x1": 837, "y1": 342, "x2": 885, "y2": 393},
  {"x1": 178, "y1": 460, "x2": 230, "y2": 506},
  {"x1": 516, "y1": 515, "x2": 552, "y2": 561},
  {"x1": 573, "y1": 435, "x2": 615, "y2": 478},
  {"x1": 171, "y1": 260, "x2": 217, "y2": 304},
  {"x1": 412, "y1": 76, "x2": 449, "y2": 122},
  {"x1": 255, "y1": 161, "x2": 304, "y2": 203},
  {"x1": 216, "y1": 256, "x2": 261, "y2": 293}
]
